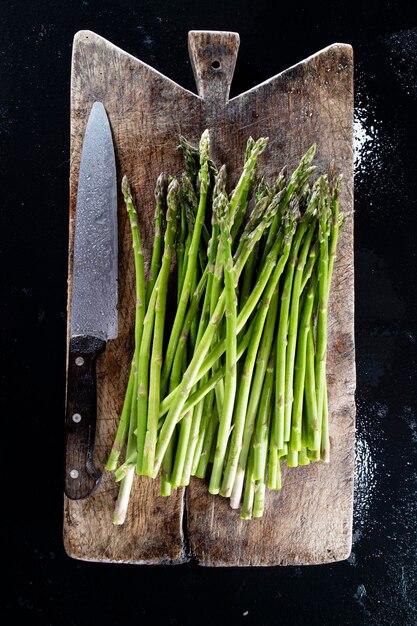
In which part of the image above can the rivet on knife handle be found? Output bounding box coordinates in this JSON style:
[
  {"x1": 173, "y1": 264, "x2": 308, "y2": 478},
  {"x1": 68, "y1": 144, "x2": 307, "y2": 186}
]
[{"x1": 64, "y1": 335, "x2": 106, "y2": 499}]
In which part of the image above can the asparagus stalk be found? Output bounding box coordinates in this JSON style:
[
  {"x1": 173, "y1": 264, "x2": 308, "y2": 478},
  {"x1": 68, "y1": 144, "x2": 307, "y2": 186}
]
[
  {"x1": 123, "y1": 175, "x2": 147, "y2": 467},
  {"x1": 321, "y1": 375, "x2": 330, "y2": 462},
  {"x1": 160, "y1": 434, "x2": 175, "y2": 496},
  {"x1": 241, "y1": 446, "x2": 256, "y2": 520},
  {"x1": 176, "y1": 198, "x2": 186, "y2": 300},
  {"x1": 191, "y1": 389, "x2": 215, "y2": 475},
  {"x1": 267, "y1": 444, "x2": 281, "y2": 491},
  {"x1": 146, "y1": 174, "x2": 167, "y2": 305},
  {"x1": 113, "y1": 466, "x2": 135, "y2": 525},
  {"x1": 170, "y1": 409, "x2": 193, "y2": 487},
  {"x1": 284, "y1": 213, "x2": 318, "y2": 443},
  {"x1": 253, "y1": 349, "x2": 275, "y2": 482},
  {"x1": 274, "y1": 208, "x2": 310, "y2": 450},
  {"x1": 105, "y1": 366, "x2": 134, "y2": 471},
  {"x1": 300, "y1": 238, "x2": 318, "y2": 293},
  {"x1": 179, "y1": 174, "x2": 197, "y2": 294},
  {"x1": 135, "y1": 276, "x2": 159, "y2": 474},
  {"x1": 142, "y1": 179, "x2": 180, "y2": 476},
  {"x1": 289, "y1": 273, "x2": 317, "y2": 452},
  {"x1": 189, "y1": 268, "x2": 199, "y2": 349},
  {"x1": 111, "y1": 176, "x2": 146, "y2": 523},
  {"x1": 168, "y1": 265, "x2": 209, "y2": 392},
  {"x1": 181, "y1": 392, "x2": 206, "y2": 485},
  {"x1": 305, "y1": 319, "x2": 319, "y2": 450},
  {"x1": 253, "y1": 476, "x2": 266, "y2": 518},
  {"x1": 209, "y1": 193, "x2": 238, "y2": 494},
  {"x1": 239, "y1": 243, "x2": 259, "y2": 312},
  {"x1": 314, "y1": 177, "x2": 331, "y2": 466},
  {"x1": 319, "y1": 176, "x2": 343, "y2": 463},
  {"x1": 286, "y1": 449, "x2": 298, "y2": 467},
  {"x1": 228, "y1": 289, "x2": 279, "y2": 507},
  {"x1": 298, "y1": 448, "x2": 310, "y2": 466},
  {"x1": 195, "y1": 405, "x2": 219, "y2": 479},
  {"x1": 328, "y1": 176, "x2": 343, "y2": 286},
  {"x1": 161, "y1": 131, "x2": 210, "y2": 395}
]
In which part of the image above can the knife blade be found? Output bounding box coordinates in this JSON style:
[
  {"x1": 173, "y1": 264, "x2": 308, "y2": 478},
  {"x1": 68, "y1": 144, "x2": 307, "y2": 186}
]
[{"x1": 65, "y1": 101, "x2": 118, "y2": 500}]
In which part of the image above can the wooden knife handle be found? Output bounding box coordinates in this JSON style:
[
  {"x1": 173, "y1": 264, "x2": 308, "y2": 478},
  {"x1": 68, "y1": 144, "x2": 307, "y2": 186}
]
[{"x1": 64, "y1": 335, "x2": 106, "y2": 499}]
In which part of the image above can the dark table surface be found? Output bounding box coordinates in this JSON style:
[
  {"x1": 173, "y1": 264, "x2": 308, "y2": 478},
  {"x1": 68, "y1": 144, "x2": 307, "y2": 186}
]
[{"x1": 2, "y1": 1, "x2": 416, "y2": 624}]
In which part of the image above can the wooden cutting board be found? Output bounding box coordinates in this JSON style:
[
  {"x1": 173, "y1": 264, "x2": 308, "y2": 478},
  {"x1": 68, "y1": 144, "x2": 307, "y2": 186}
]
[{"x1": 64, "y1": 30, "x2": 355, "y2": 566}]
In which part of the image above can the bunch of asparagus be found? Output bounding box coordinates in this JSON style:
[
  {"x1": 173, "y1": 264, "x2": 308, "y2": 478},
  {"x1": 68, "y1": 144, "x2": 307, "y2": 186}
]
[{"x1": 106, "y1": 130, "x2": 344, "y2": 522}]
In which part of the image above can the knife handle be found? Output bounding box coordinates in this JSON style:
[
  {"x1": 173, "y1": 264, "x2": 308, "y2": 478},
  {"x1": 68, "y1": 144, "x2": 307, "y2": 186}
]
[{"x1": 64, "y1": 335, "x2": 106, "y2": 499}]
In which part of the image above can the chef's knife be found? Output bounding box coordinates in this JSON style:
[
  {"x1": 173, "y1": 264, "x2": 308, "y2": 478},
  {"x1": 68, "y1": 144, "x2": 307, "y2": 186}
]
[{"x1": 65, "y1": 101, "x2": 118, "y2": 500}]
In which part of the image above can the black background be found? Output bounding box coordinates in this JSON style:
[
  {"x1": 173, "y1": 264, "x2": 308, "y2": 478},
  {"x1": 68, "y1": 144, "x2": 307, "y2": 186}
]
[{"x1": 2, "y1": 1, "x2": 417, "y2": 624}]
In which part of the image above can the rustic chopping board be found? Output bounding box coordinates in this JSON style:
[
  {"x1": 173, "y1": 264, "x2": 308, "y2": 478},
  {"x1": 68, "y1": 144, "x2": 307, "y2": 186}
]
[{"x1": 64, "y1": 29, "x2": 355, "y2": 566}]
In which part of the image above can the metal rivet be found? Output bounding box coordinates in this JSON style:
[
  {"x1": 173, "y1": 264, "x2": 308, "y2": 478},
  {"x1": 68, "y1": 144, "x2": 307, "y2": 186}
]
[
  {"x1": 72, "y1": 413, "x2": 82, "y2": 423},
  {"x1": 70, "y1": 469, "x2": 79, "y2": 479},
  {"x1": 75, "y1": 356, "x2": 84, "y2": 366}
]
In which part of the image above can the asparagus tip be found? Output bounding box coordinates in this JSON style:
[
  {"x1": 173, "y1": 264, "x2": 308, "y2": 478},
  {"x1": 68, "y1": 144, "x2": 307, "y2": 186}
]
[
  {"x1": 199, "y1": 129, "x2": 210, "y2": 163},
  {"x1": 121, "y1": 174, "x2": 130, "y2": 199}
]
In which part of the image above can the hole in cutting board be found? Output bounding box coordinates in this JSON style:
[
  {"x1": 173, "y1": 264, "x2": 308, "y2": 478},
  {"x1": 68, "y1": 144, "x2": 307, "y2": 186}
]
[{"x1": 211, "y1": 60, "x2": 221, "y2": 70}]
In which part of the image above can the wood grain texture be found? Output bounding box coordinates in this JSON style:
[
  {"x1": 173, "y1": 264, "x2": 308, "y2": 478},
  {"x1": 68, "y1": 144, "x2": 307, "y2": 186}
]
[{"x1": 64, "y1": 30, "x2": 355, "y2": 566}]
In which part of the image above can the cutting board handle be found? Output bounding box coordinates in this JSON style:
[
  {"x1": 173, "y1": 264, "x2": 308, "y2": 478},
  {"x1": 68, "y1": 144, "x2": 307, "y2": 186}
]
[{"x1": 188, "y1": 30, "x2": 240, "y2": 104}]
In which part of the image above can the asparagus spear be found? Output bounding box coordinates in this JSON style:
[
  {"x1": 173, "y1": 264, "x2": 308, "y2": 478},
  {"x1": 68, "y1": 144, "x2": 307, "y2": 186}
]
[
  {"x1": 105, "y1": 366, "x2": 134, "y2": 471},
  {"x1": 209, "y1": 192, "x2": 238, "y2": 494},
  {"x1": 228, "y1": 288, "x2": 279, "y2": 507},
  {"x1": 253, "y1": 478, "x2": 266, "y2": 519},
  {"x1": 267, "y1": 443, "x2": 281, "y2": 491},
  {"x1": 113, "y1": 465, "x2": 135, "y2": 525},
  {"x1": 135, "y1": 268, "x2": 159, "y2": 474},
  {"x1": 191, "y1": 389, "x2": 215, "y2": 475},
  {"x1": 319, "y1": 176, "x2": 344, "y2": 463},
  {"x1": 284, "y1": 209, "x2": 319, "y2": 444},
  {"x1": 161, "y1": 131, "x2": 211, "y2": 395},
  {"x1": 314, "y1": 177, "x2": 331, "y2": 465},
  {"x1": 305, "y1": 319, "x2": 319, "y2": 450},
  {"x1": 241, "y1": 446, "x2": 256, "y2": 520},
  {"x1": 289, "y1": 273, "x2": 317, "y2": 452},
  {"x1": 111, "y1": 177, "x2": 146, "y2": 524},
  {"x1": 146, "y1": 174, "x2": 167, "y2": 305},
  {"x1": 142, "y1": 178, "x2": 180, "y2": 476},
  {"x1": 273, "y1": 201, "x2": 312, "y2": 450},
  {"x1": 195, "y1": 405, "x2": 219, "y2": 479},
  {"x1": 170, "y1": 409, "x2": 193, "y2": 487},
  {"x1": 253, "y1": 349, "x2": 275, "y2": 483}
]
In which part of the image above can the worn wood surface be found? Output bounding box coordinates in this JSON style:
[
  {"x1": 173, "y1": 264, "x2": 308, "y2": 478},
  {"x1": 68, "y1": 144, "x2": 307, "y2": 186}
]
[{"x1": 64, "y1": 30, "x2": 355, "y2": 565}]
